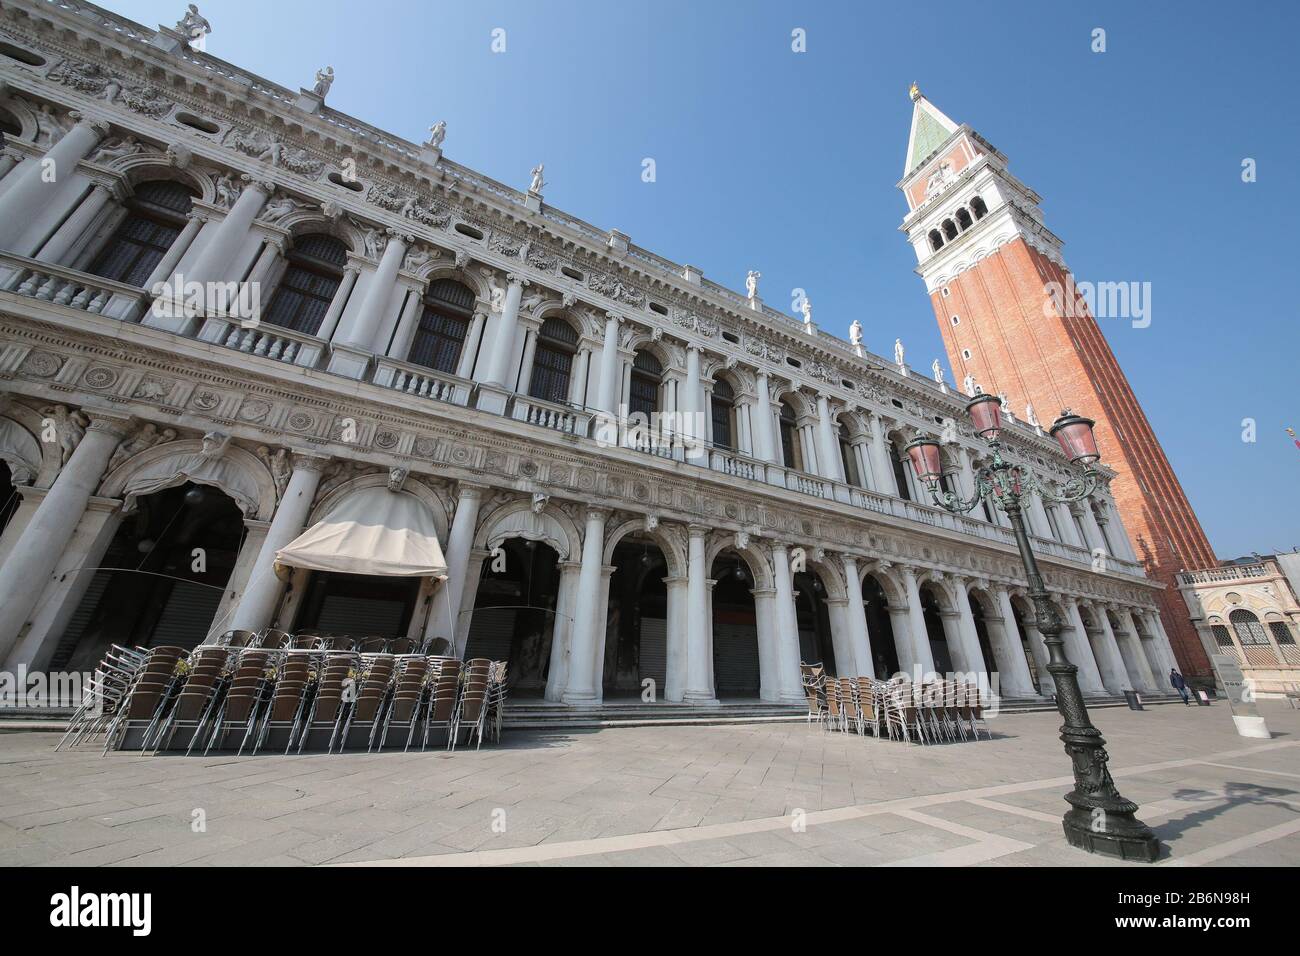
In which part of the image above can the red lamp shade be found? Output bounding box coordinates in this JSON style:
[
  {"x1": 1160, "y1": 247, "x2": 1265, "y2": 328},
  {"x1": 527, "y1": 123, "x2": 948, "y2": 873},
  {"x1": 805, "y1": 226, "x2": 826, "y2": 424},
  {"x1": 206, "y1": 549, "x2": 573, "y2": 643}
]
[
  {"x1": 966, "y1": 393, "x2": 1003, "y2": 439},
  {"x1": 904, "y1": 437, "x2": 944, "y2": 483},
  {"x1": 1050, "y1": 411, "x2": 1100, "y2": 464}
]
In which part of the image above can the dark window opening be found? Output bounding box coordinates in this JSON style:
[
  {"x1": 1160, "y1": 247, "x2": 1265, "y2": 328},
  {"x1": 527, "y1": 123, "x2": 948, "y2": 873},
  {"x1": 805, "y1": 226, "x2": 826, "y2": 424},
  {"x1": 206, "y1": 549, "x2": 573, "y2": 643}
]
[
  {"x1": 88, "y1": 180, "x2": 197, "y2": 287},
  {"x1": 263, "y1": 233, "x2": 348, "y2": 336}
]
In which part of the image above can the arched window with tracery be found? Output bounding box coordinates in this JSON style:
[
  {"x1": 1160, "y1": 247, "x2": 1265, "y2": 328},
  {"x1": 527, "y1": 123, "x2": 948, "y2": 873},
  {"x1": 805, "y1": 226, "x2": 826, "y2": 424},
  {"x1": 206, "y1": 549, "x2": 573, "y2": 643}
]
[
  {"x1": 88, "y1": 180, "x2": 197, "y2": 287},
  {"x1": 408, "y1": 278, "x2": 473, "y2": 374},
  {"x1": 1229, "y1": 609, "x2": 1269, "y2": 646},
  {"x1": 529, "y1": 317, "x2": 578, "y2": 404},
  {"x1": 263, "y1": 233, "x2": 348, "y2": 335},
  {"x1": 628, "y1": 350, "x2": 661, "y2": 420},
  {"x1": 710, "y1": 378, "x2": 735, "y2": 450}
]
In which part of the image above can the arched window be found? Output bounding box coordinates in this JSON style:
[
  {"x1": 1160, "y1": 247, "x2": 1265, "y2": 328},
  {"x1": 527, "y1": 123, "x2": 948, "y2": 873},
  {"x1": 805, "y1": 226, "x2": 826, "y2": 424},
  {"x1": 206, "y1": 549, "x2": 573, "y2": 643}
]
[
  {"x1": 629, "y1": 350, "x2": 661, "y2": 419},
  {"x1": 838, "y1": 422, "x2": 860, "y2": 487},
  {"x1": 408, "y1": 278, "x2": 473, "y2": 374},
  {"x1": 778, "y1": 400, "x2": 803, "y2": 471},
  {"x1": 887, "y1": 436, "x2": 911, "y2": 501},
  {"x1": 88, "y1": 180, "x2": 196, "y2": 287},
  {"x1": 956, "y1": 207, "x2": 973, "y2": 231},
  {"x1": 970, "y1": 196, "x2": 988, "y2": 219},
  {"x1": 263, "y1": 233, "x2": 348, "y2": 335},
  {"x1": 1229, "y1": 609, "x2": 1269, "y2": 646},
  {"x1": 710, "y1": 378, "x2": 735, "y2": 450},
  {"x1": 0, "y1": 108, "x2": 20, "y2": 138},
  {"x1": 942, "y1": 219, "x2": 958, "y2": 241},
  {"x1": 928, "y1": 229, "x2": 943, "y2": 253},
  {"x1": 529, "y1": 317, "x2": 578, "y2": 404}
]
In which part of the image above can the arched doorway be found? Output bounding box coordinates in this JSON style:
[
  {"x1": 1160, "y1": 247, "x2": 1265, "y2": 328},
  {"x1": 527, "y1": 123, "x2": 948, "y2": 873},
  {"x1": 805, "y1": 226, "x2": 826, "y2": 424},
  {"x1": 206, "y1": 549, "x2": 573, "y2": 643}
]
[
  {"x1": 919, "y1": 583, "x2": 952, "y2": 672},
  {"x1": 862, "y1": 574, "x2": 900, "y2": 677},
  {"x1": 463, "y1": 538, "x2": 561, "y2": 693},
  {"x1": 710, "y1": 551, "x2": 760, "y2": 698},
  {"x1": 604, "y1": 536, "x2": 668, "y2": 697},
  {"x1": 52, "y1": 482, "x2": 244, "y2": 672},
  {"x1": 293, "y1": 572, "x2": 423, "y2": 640},
  {"x1": 793, "y1": 568, "x2": 837, "y2": 674},
  {"x1": 967, "y1": 592, "x2": 997, "y2": 677}
]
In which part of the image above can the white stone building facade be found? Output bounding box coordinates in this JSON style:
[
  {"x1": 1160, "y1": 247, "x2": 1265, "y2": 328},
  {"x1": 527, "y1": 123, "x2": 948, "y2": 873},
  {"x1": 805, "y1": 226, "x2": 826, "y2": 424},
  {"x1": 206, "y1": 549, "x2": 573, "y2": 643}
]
[{"x1": 0, "y1": 0, "x2": 1176, "y2": 706}]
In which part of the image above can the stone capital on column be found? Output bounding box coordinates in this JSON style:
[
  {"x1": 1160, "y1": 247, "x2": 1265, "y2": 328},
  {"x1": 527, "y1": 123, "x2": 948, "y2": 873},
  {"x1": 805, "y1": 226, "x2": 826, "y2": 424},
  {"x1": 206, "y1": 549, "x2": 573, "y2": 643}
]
[
  {"x1": 83, "y1": 411, "x2": 136, "y2": 441},
  {"x1": 506, "y1": 273, "x2": 530, "y2": 288},
  {"x1": 289, "y1": 452, "x2": 331, "y2": 474}
]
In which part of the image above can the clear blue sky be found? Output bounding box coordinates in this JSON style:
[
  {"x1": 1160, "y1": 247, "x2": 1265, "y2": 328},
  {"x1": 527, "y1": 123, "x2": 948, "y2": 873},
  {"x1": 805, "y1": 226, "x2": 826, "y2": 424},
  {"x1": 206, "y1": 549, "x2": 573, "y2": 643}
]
[{"x1": 102, "y1": 0, "x2": 1298, "y2": 560}]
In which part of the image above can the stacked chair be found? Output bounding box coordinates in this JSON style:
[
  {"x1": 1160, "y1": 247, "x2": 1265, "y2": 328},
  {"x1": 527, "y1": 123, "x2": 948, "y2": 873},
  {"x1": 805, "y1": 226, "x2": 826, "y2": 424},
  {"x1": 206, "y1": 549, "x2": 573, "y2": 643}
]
[
  {"x1": 800, "y1": 661, "x2": 990, "y2": 745},
  {"x1": 67, "y1": 628, "x2": 510, "y2": 756}
]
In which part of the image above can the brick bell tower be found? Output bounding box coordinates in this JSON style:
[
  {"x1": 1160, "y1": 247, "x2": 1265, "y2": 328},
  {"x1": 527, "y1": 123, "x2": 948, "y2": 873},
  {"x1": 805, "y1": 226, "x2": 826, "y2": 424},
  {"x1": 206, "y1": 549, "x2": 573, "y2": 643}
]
[{"x1": 897, "y1": 84, "x2": 1216, "y2": 679}]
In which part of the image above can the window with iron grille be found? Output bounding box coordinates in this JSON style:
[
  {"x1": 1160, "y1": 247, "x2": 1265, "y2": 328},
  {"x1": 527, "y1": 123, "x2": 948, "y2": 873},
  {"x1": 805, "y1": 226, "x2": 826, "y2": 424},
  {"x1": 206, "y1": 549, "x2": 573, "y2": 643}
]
[
  {"x1": 89, "y1": 180, "x2": 196, "y2": 287},
  {"x1": 838, "y1": 423, "x2": 859, "y2": 486},
  {"x1": 1211, "y1": 625, "x2": 1234, "y2": 648},
  {"x1": 629, "y1": 350, "x2": 661, "y2": 419},
  {"x1": 888, "y1": 438, "x2": 911, "y2": 501},
  {"x1": 263, "y1": 234, "x2": 348, "y2": 335},
  {"x1": 1269, "y1": 621, "x2": 1296, "y2": 645},
  {"x1": 1229, "y1": 609, "x2": 1270, "y2": 646},
  {"x1": 408, "y1": 279, "x2": 473, "y2": 374},
  {"x1": 528, "y1": 317, "x2": 578, "y2": 405},
  {"x1": 711, "y1": 378, "x2": 734, "y2": 450}
]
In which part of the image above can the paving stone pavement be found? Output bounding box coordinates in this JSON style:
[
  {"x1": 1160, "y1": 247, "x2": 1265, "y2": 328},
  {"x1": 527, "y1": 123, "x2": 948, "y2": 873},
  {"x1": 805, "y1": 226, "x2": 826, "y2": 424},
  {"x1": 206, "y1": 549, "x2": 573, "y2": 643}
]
[{"x1": 1, "y1": 700, "x2": 1297, "y2": 867}]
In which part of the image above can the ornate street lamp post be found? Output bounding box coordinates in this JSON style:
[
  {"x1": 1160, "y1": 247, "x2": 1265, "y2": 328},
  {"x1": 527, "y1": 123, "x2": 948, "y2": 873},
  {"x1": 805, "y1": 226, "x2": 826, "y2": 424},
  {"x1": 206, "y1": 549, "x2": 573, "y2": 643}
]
[{"x1": 904, "y1": 394, "x2": 1160, "y2": 862}]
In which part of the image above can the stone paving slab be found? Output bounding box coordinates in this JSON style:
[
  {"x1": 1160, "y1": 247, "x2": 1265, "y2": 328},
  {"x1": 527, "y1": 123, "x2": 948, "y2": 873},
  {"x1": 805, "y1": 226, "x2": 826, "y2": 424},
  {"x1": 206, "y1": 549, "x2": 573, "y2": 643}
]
[{"x1": 0, "y1": 700, "x2": 1296, "y2": 866}]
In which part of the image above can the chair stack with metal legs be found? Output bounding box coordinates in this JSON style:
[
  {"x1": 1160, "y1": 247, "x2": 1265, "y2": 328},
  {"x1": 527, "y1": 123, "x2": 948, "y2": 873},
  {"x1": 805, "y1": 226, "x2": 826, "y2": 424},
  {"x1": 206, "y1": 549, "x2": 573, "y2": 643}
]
[
  {"x1": 810, "y1": 671, "x2": 989, "y2": 746},
  {"x1": 73, "y1": 630, "x2": 511, "y2": 755}
]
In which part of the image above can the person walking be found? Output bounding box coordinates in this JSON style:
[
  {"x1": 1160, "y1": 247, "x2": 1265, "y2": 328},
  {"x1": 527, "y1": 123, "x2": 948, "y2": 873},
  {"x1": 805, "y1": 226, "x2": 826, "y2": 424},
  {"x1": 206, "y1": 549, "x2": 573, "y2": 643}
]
[{"x1": 1169, "y1": 667, "x2": 1190, "y2": 705}]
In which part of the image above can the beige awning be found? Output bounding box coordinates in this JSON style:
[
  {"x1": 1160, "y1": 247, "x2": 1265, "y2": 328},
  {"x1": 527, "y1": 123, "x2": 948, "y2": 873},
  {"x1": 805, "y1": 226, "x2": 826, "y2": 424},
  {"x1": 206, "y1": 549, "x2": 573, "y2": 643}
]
[{"x1": 275, "y1": 486, "x2": 448, "y2": 578}]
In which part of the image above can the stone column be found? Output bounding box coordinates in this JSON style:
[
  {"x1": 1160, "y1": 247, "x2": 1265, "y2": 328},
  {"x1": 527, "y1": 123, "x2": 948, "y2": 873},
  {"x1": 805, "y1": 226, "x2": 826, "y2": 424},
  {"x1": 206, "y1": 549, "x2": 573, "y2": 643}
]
[
  {"x1": 36, "y1": 182, "x2": 114, "y2": 265},
  {"x1": 142, "y1": 211, "x2": 205, "y2": 293},
  {"x1": 424, "y1": 482, "x2": 485, "y2": 646},
  {"x1": 663, "y1": 574, "x2": 688, "y2": 702},
  {"x1": 683, "y1": 524, "x2": 718, "y2": 703},
  {"x1": 868, "y1": 414, "x2": 896, "y2": 495},
  {"x1": 841, "y1": 554, "x2": 874, "y2": 677},
  {"x1": 900, "y1": 566, "x2": 936, "y2": 676},
  {"x1": 226, "y1": 454, "x2": 327, "y2": 633},
  {"x1": 751, "y1": 586, "x2": 779, "y2": 700},
  {"x1": 769, "y1": 542, "x2": 806, "y2": 702},
  {"x1": 185, "y1": 178, "x2": 272, "y2": 285},
  {"x1": 1054, "y1": 503, "x2": 1085, "y2": 548},
  {"x1": 815, "y1": 393, "x2": 844, "y2": 482},
  {"x1": 681, "y1": 346, "x2": 704, "y2": 460},
  {"x1": 387, "y1": 284, "x2": 427, "y2": 360},
  {"x1": 1027, "y1": 490, "x2": 1054, "y2": 540},
  {"x1": 0, "y1": 410, "x2": 131, "y2": 666},
  {"x1": 950, "y1": 579, "x2": 988, "y2": 675},
  {"x1": 1125, "y1": 609, "x2": 1165, "y2": 685},
  {"x1": 331, "y1": 230, "x2": 409, "y2": 372},
  {"x1": 544, "y1": 561, "x2": 582, "y2": 702},
  {"x1": 1144, "y1": 610, "x2": 1182, "y2": 683},
  {"x1": 1108, "y1": 604, "x2": 1156, "y2": 692},
  {"x1": 562, "y1": 507, "x2": 609, "y2": 705},
  {"x1": 886, "y1": 602, "x2": 916, "y2": 676},
  {"x1": 752, "y1": 369, "x2": 776, "y2": 463},
  {"x1": 316, "y1": 265, "x2": 360, "y2": 342},
  {"x1": 1061, "y1": 597, "x2": 1108, "y2": 695},
  {"x1": 516, "y1": 327, "x2": 540, "y2": 394},
  {"x1": 478, "y1": 274, "x2": 527, "y2": 398},
  {"x1": 457, "y1": 310, "x2": 488, "y2": 379},
  {"x1": 591, "y1": 312, "x2": 620, "y2": 414},
  {"x1": 0, "y1": 117, "x2": 109, "y2": 254},
  {"x1": 1081, "y1": 502, "x2": 1110, "y2": 555},
  {"x1": 1088, "y1": 604, "x2": 1132, "y2": 693},
  {"x1": 992, "y1": 585, "x2": 1040, "y2": 697}
]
